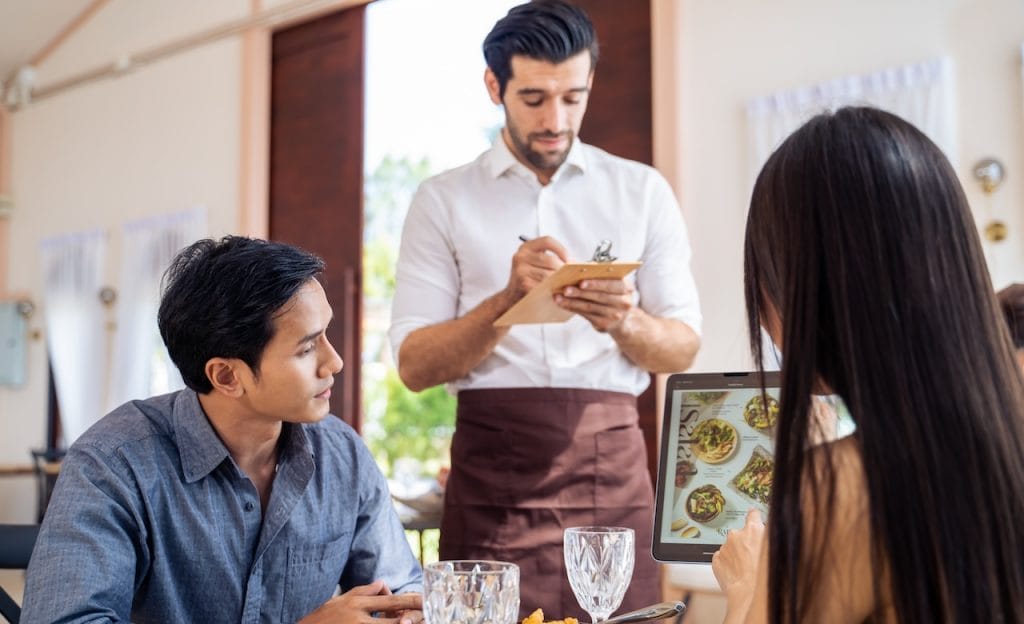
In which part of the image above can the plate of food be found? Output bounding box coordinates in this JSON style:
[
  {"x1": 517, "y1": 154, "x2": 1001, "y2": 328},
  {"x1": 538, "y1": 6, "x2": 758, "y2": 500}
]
[
  {"x1": 743, "y1": 394, "x2": 779, "y2": 431},
  {"x1": 730, "y1": 445, "x2": 774, "y2": 506},
  {"x1": 685, "y1": 484, "x2": 726, "y2": 523},
  {"x1": 689, "y1": 418, "x2": 738, "y2": 464}
]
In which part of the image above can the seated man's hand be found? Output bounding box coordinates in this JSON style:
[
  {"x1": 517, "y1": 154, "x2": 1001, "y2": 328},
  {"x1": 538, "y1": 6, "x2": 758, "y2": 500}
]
[{"x1": 299, "y1": 580, "x2": 423, "y2": 624}]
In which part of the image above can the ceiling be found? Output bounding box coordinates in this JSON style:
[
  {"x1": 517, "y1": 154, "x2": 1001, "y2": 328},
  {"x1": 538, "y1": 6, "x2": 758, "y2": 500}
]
[{"x1": 0, "y1": 0, "x2": 95, "y2": 82}]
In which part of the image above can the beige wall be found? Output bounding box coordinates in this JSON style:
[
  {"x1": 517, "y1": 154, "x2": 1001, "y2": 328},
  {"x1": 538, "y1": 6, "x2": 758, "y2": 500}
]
[
  {"x1": 0, "y1": 2, "x2": 245, "y2": 522},
  {"x1": 654, "y1": 0, "x2": 1024, "y2": 372}
]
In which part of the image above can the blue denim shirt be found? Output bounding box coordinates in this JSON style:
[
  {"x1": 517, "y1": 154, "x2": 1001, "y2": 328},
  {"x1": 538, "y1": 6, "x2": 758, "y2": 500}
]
[{"x1": 21, "y1": 390, "x2": 422, "y2": 623}]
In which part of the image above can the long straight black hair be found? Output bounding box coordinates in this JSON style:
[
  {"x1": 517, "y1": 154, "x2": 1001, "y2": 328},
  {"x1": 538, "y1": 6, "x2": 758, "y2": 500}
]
[{"x1": 744, "y1": 106, "x2": 1024, "y2": 622}]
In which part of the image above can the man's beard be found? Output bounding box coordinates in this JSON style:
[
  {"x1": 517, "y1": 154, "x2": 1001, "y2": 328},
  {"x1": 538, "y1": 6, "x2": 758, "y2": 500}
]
[{"x1": 507, "y1": 120, "x2": 574, "y2": 174}]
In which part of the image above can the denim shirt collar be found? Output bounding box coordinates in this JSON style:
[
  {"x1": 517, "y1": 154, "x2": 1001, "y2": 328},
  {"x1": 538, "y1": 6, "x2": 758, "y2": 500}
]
[
  {"x1": 173, "y1": 389, "x2": 231, "y2": 483},
  {"x1": 171, "y1": 389, "x2": 315, "y2": 485}
]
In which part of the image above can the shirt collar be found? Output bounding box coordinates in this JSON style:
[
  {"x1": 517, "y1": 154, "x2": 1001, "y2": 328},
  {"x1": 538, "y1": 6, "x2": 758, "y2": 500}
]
[
  {"x1": 173, "y1": 389, "x2": 231, "y2": 483},
  {"x1": 485, "y1": 130, "x2": 588, "y2": 182},
  {"x1": 172, "y1": 389, "x2": 313, "y2": 483}
]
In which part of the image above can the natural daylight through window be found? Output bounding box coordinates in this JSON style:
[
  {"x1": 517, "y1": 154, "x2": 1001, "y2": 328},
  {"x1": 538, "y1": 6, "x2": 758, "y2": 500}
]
[{"x1": 362, "y1": 0, "x2": 518, "y2": 562}]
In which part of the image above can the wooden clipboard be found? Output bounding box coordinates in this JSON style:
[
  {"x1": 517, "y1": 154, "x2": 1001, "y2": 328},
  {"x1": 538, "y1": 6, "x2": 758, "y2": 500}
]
[{"x1": 493, "y1": 261, "x2": 642, "y2": 326}]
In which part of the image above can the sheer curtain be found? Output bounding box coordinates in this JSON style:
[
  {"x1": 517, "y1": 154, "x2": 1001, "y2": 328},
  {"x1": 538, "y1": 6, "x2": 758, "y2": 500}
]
[
  {"x1": 744, "y1": 57, "x2": 954, "y2": 371},
  {"x1": 106, "y1": 209, "x2": 206, "y2": 411},
  {"x1": 746, "y1": 57, "x2": 956, "y2": 184},
  {"x1": 40, "y1": 230, "x2": 108, "y2": 446}
]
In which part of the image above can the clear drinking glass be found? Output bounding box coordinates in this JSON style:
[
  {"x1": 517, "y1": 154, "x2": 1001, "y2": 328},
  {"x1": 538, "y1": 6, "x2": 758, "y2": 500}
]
[
  {"x1": 423, "y1": 560, "x2": 520, "y2": 624},
  {"x1": 563, "y1": 526, "x2": 635, "y2": 624}
]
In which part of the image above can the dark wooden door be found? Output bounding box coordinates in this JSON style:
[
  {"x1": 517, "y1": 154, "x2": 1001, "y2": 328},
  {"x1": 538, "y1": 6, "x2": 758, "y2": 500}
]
[
  {"x1": 270, "y1": 7, "x2": 365, "y2": 429},
  {"x1": 575, "y1": 0, "x2": 659, "y2": 485}
]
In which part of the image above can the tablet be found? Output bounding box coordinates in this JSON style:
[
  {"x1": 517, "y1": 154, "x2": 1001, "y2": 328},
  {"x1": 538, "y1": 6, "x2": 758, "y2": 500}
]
[{"x1": 652, "y1": 371, "x2": 781, "y2": 563}]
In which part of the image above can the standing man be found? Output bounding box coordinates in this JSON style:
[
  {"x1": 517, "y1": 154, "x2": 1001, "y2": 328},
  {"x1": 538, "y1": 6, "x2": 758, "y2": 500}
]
[
  {"x1": 22, "y1": 236, "x2": 423, "y2": 624},
  {"x1": 389, "y1": 0, "x2": 701, "y2": 617}
]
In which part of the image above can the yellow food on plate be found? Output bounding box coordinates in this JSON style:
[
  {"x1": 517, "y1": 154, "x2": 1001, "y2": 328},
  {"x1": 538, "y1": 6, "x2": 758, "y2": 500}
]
[
  {"x1": 686, "y1": 484, "x2": 726, "y2": 523},
  {"x1": 670, "y1": 517, "x2": 687, "y2": 531},
  {"x1": 690, "y1": 419, "x2": 738, "y2": 464},
  {"x1": 743, "y1": 394, "x2": 779, "y2": 431},
  {"x1": 523, "y1": 609, "x2": 580, "y2": 624}
]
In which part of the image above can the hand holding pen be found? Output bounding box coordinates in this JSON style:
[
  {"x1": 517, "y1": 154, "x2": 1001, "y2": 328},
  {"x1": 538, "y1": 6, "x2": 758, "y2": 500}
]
[{"x1": 506, "y1": 234, "x2": 568, "y2": 301}]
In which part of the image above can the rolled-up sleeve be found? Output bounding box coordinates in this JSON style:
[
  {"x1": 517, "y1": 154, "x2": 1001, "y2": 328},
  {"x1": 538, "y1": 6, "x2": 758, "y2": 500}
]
[
  {"x1": 636, "y1": 174, "x2": 702, "y2": 335},
  {"x1": 388, "y1": 182, "x2": 461, "y2": 368}
]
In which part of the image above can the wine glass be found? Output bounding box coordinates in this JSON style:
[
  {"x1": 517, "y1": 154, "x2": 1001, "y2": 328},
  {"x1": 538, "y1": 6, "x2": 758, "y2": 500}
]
[
  {"x1": 563, "y1": 526, "x2": 635, "y2": 624},
  {"x1": 423, "y1": 560, "x2": 519, "y2": 624}
]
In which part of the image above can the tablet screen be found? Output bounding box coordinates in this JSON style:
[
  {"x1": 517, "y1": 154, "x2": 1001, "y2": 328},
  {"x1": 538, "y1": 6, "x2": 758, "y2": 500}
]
[{"x1": 652, "y1": 372, "x2": 781, "y2": 563}]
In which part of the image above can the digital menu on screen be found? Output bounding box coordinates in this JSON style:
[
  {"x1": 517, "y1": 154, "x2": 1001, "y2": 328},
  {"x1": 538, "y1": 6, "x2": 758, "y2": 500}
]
[{"x1": 657, "y1": 384, "x2": 779, "y2": 548}]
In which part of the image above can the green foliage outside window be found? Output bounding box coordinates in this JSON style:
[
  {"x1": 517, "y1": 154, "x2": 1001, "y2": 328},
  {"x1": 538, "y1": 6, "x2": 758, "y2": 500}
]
[
  {"x1": 362, "y1": 154, "x2": 455, "y2": 480},
  {"x1": 364, "y1": 368, "x2": 456, "y2": 478}
]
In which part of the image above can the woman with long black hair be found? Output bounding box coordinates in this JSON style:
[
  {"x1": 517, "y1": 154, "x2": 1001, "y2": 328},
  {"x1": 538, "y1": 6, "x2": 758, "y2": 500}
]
[{"x1": 713, "y1": 106, "x2": 1024, "y2": 623}]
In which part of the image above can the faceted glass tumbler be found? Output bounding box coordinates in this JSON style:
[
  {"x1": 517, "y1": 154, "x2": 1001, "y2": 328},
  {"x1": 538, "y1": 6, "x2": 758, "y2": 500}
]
[
  {"x1": 424, "y1": 560, "x2": 520, "y2": 624},
  {"x1": 563, "y1": 526, "x2": 635, "y2": 623}
]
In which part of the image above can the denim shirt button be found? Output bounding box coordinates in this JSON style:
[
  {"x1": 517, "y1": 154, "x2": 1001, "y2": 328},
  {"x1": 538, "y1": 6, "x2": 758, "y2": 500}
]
[{"x1": 244, "y1": 501, "x2": 255, "y2": 512}]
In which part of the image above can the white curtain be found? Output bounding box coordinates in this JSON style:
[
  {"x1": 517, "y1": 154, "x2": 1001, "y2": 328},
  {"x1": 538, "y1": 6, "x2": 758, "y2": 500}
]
[
  {"x1": 746, "y1": 57, "x2": 956, "y2": 186},
  {"x1": 40, "y1": 230, "x2": 108, "y2": 446},
  {"x1": 106, "y1": 209, "x2": 206, "y2": 411}
]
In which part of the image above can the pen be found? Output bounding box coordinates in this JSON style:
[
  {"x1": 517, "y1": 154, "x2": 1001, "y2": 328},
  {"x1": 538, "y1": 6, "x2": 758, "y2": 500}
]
[{"x1": 518, "y1": 235, "x2": 530, "y2": 243}]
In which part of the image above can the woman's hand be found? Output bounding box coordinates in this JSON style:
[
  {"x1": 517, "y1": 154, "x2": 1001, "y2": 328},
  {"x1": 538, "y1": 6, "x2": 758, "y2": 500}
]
[{"x1": 712, "y1": 509, "x2": 765, "y2": 620}]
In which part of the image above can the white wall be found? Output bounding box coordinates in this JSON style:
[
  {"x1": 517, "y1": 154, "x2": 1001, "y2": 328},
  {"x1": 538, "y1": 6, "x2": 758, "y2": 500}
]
[
  {"x1": 0, "y1": 2, "x2": 245, "y2": 522},
  {"x1": 663, "y1": 0, "x2": 1024, "y2": 372}
]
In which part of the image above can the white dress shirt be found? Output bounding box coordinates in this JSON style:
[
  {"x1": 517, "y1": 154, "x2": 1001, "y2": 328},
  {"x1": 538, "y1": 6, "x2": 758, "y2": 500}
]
[{"x1": 389, "y1": 137, "x2": 702, "y2": 396}]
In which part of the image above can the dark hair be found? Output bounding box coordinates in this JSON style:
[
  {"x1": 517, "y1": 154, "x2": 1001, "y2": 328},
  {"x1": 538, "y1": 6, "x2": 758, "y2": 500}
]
[
  {"x1": 483, "y1": 0, "x2": 598, "y2": 98},
  {"x1": 998, "y1": 283, "x2": 1024, "y2": 349},
  {"x1": 158, "y1": 235, "x2": 325, "y2": 393},
  {"x1": 744, "y1": 107, "x2": 1024, "y2": 622}
]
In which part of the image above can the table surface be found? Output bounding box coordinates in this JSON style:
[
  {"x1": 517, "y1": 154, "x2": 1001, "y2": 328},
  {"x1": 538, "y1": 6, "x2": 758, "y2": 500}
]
[{"x1": 0, "y1": 462, "x2": 61, "y2": 477}]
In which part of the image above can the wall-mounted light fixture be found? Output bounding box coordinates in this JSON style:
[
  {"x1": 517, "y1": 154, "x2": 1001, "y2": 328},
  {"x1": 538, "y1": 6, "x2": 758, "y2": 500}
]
[
  {"x1": 99, "y1": 286, "x2": 117, "y2": 332},
  {"x1": 98, "y1": 286, "x2": 117, "y2": 307},
  {"x1": 973, "y1": 157, "x2": 1007, "y2": 243},
  {"x1": 15, "y1": 298, "x2": 34, "y2": 319},
  {"x1": 13, "y1": 297, "x2": 42, "y2": 342}
]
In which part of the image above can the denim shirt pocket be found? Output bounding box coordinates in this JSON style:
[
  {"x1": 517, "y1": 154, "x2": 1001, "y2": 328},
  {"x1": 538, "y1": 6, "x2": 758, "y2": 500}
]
[{"x1": 281, "y1": 531, "x2": 353, "y2": 622}]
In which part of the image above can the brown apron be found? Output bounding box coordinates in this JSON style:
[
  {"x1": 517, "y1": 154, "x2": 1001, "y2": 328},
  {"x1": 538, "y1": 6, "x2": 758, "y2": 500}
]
[{"x1": 439, "y1": 388, "x2": 660, "y2": 621}]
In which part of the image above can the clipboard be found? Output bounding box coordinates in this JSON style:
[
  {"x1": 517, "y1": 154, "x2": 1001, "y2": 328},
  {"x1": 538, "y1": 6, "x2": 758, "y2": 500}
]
[{"x1": 493, "y1": 261, "x2": 642, "y2": 326}]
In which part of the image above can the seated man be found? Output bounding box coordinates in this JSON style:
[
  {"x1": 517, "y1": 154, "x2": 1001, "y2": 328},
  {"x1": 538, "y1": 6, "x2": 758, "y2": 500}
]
[{"x1": 21, "y1": 236, "x2": 423, "y2": 624}]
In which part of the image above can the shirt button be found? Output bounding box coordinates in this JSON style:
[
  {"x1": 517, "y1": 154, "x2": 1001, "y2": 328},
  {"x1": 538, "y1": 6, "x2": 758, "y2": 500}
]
[{"x1": 244, "y1": 501, "x2": 255, "y2": 512}]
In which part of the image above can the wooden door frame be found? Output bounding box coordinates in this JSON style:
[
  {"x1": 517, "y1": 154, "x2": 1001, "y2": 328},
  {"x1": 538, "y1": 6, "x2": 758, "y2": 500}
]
[{"x1": 269, "y1": 6, "x2": 365, "y2": 430}]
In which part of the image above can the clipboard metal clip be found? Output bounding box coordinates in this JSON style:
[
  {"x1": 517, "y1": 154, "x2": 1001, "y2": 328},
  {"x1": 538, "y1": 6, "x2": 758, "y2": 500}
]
[{"x1": 592, "y1": 239, "x2": 617, "y2": 263}]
